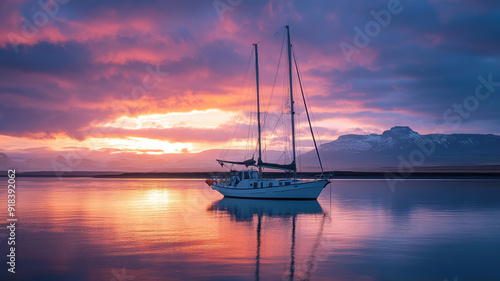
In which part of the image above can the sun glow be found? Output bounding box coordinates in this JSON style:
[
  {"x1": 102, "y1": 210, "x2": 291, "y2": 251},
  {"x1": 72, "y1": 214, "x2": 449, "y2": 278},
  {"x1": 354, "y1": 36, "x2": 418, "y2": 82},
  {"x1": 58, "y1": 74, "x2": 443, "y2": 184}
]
[
  {"x1": 89, "y1": 137, "x2": 193, "y2": 154},
  {"x1": 0, "y1": 108, "x2": 268, "y2": 156},
  {"x1": 144, "y1": 189, "x2": 170, "y2": 206},
  {"x1": 102, "y1": 109, "x2": 234, "y2": 129},
  {"x1": 0, "y1": 135, "x2": 193, "y2": 154}
]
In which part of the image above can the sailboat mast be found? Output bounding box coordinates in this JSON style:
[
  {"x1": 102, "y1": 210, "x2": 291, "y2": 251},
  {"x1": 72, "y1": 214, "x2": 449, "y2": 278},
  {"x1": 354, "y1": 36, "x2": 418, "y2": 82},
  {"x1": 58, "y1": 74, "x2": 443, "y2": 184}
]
[
  {"x1": 254, "y1": 43, "x2": 263, "y2": 175},
  {"x1": 286, "y1": 26, "x2": 297, "y2": 172}
]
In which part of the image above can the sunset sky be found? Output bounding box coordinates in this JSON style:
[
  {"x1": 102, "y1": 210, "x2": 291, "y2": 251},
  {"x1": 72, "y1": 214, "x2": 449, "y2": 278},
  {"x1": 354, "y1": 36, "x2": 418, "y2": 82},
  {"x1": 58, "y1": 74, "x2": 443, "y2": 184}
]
[{"x1": 1, "y1": 0, "x2": 499, "y2": 163}]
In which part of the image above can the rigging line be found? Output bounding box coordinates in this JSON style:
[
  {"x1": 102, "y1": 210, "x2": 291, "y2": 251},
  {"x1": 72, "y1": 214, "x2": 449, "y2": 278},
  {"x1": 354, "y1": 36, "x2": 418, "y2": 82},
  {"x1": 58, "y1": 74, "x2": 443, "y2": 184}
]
[
  {"x1": 262, "y1": 110, "x2": 284, "y2": 155},
  {"x1": 253, "y1": 26, "x2": 285, "y2": 48},
  {"x1": 272, "y1": 26, "x2": 286, "y2": 37},
  {"x1": 233, "y1": 50, "x2": 255, "y2": 160},
  {"x1": 303, "y1": 85, "x2": 330, "y2": 171},
  {"x1": 293, "y1": 48, "x2": 324, "y2": 173},
  {"x1": 261, "y1": 35, "x2": 286, "y2": 159},
  {"x1": 262, "y1": 102, "x2": 289, "y2": 163},
  {"x1": 283, "y1": 67, "x2": 292, "y2": 163},
  {"x1": 261, "y1": 30, "x2": 286, "y2": 130},
  {"x1": 250, "y1": 70, "x2": 259, "y2": 160},
  {"x1": 290, "y1": 42, "x2": 317, "y2": 153},
  {"x1": 276, "y1": 69, "x2": 285, "y2": 148},
  {"x1": 291, "y1": 44, "x2": 330, "y2": 172},
  {"x1": 268, "y1": 108, "x2": 286, "y2": 161},
  {"x1": 245, "y1": 70, "x2": 257, "y2": 160},
  {"x1": 221, "y1": 47, "x2": 255, "y2": 160},
  {"x1": 276, "y1": 150, "x2": 287, "y2": 163},
  {"x1": 226, "y1": 48, "x2": 252, "y2": 145},
  {"x1": 301, "y1": 213, "x2": 328, "y2": 281}
]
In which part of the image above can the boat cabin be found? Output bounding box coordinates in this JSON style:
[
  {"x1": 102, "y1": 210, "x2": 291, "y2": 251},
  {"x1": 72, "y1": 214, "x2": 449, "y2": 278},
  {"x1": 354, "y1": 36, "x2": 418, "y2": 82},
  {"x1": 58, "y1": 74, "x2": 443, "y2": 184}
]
[
  {"x1": 219, "y1": 170, "x2": 298, "y2": 189},
  {"x1": 235, "y1": 170, "x2": 259, "y2": 181}
]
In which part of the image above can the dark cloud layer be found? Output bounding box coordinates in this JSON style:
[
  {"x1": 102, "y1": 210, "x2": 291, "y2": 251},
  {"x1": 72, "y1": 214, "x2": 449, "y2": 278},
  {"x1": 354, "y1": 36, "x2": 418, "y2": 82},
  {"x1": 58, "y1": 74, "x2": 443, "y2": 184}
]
[{"x1": 0, "y1": 0, "x2": 499, "y2": 146}]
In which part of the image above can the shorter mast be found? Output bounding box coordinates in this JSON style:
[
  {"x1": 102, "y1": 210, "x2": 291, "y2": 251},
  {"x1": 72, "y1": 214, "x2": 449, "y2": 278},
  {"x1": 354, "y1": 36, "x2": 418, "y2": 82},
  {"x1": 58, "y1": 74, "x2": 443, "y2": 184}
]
[
  {"x1": 286, "y1": 25, "x2": 297, "y2": 175},
  {"x1": 254, "y1": 43, "x2": 263, "y2": 177}
]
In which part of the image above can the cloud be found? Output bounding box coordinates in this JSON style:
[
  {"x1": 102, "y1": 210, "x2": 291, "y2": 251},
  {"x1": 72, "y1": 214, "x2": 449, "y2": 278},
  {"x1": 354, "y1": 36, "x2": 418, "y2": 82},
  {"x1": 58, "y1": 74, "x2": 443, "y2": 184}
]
[{"x1": 0, "y1": 0, "x2": 499, "y2": 158}]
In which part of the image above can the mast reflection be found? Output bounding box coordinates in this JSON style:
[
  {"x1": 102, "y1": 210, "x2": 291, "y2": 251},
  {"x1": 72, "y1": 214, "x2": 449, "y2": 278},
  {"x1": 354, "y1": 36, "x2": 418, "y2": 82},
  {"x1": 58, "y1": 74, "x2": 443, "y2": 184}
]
[{"x1": 208, "y1": 198, "x2": 325, "y2": 280}]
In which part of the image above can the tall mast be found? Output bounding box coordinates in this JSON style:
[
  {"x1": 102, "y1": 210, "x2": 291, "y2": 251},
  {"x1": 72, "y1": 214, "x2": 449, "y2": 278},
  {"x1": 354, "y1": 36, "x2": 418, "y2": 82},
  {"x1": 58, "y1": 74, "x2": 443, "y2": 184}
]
[
  {"x1": 254, "y1": 43, "x2": 262, "y2": 175},
  {"x1": 286, "y1": 25, "x2": 296, "y2": 172}
]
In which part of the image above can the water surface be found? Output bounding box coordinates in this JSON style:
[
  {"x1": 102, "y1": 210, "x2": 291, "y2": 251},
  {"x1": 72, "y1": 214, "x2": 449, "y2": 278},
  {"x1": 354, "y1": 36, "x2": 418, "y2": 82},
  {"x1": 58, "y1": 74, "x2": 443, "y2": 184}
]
[{"x1": 1, "y1": 178, "x2": 499, "y2": 280}]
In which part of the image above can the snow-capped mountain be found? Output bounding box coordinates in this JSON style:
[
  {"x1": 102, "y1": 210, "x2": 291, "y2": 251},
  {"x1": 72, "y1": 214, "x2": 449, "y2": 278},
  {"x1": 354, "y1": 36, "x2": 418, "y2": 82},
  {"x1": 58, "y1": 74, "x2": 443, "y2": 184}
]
[
  {"x1": 300, "y1": 126, "x2": 500, "y2": 171},
  {"x1": 2, "y1": 126, "x2": 499, "y2": 173}
]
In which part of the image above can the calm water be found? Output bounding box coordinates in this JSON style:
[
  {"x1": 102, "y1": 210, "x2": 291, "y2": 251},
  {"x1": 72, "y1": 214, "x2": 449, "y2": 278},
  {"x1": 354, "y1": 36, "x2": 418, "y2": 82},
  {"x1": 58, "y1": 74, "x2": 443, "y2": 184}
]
[{"x1": 1, "y1": 178, "x2": 500, "y2": 281}]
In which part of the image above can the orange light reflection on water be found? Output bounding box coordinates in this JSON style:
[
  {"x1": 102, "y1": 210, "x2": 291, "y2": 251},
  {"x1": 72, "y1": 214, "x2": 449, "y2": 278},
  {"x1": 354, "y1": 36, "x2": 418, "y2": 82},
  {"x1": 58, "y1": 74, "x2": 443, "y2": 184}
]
[{"x1": 7, "y1": 178, "x2": 500, "y2": 280}]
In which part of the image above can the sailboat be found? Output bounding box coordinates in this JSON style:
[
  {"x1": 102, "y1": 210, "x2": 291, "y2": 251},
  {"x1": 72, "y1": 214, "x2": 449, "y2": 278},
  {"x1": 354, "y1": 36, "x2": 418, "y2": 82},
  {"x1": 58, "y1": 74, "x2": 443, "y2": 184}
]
[{"x1": 206, "y1": 26, "x2": 329, "y2": 200}]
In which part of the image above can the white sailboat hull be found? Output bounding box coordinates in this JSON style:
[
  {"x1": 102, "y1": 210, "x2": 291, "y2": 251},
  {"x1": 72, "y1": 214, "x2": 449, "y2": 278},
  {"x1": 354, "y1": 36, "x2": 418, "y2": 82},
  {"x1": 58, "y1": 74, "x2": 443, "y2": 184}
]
[{"x1": 212, "y1": 179, "x2": 329, "y2": 200}]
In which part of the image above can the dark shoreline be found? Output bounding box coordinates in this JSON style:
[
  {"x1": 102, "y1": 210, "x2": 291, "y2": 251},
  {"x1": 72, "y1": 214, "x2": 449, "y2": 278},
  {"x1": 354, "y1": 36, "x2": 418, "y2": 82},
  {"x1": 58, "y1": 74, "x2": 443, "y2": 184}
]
[{"x1": 2, "y1": 170, "x2": 500, "y2": 179}]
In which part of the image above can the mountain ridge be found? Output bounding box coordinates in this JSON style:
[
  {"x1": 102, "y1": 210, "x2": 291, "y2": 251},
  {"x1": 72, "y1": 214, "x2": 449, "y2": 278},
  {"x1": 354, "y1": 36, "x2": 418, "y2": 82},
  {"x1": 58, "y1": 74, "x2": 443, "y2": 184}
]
[
  {"x1": 301, "y1": 126, "x2": 500, "y2": 171},
  {"x1": 2, "y1": 127, "x2": 499, "y2": 172}
]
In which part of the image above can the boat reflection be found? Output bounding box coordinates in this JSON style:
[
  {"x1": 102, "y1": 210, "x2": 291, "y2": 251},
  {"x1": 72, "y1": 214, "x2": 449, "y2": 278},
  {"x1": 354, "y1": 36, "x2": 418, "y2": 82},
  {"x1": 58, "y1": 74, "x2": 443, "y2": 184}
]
[
  {"x1": 209, "y1": 197, "x2": 324, "y2": 221},
  {"x1": 208, "y1": 198, "x2": 326, "y2": 281}
]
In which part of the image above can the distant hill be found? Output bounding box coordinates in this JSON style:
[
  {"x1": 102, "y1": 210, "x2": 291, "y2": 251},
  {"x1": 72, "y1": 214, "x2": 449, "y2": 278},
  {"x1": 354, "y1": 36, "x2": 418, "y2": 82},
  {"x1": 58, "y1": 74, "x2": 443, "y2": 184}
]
[
  {"x1": 300, "y1": 126, "x2": 500, "y2": 171},
  {"x1": 2, "y1": 127, "x2": 499, "y2": 173}
]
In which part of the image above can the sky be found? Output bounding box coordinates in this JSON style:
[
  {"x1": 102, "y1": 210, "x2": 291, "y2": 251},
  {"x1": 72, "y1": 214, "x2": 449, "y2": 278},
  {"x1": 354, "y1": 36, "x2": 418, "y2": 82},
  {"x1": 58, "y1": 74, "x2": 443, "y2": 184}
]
[{"x1": 1, "y1": 0, "x2": 500, "y2": 165}]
